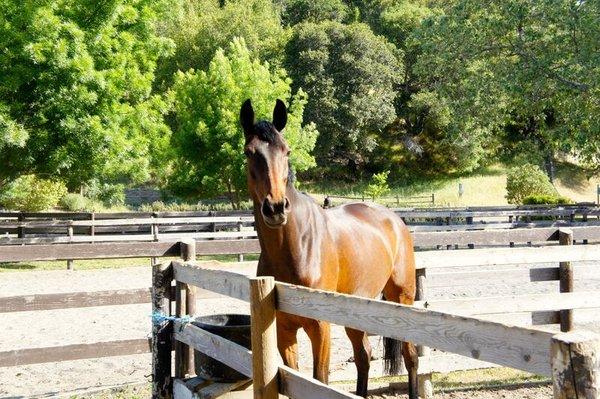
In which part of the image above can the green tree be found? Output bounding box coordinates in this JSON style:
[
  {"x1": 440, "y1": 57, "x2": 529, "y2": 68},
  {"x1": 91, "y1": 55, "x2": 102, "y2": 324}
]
[
  {"x1": 415, "y1": 0, "x2": 600, "y2": 175},
  {"x1": 285, "y1": 21, "x2": 401, "y2": 171},
  {"x1": 155, "y1": 0, "x2": 286, "y2": 91},
  {"x1": 279, "y1": 0, "x2": 350, "y2": 26},
  {"x1": 169, "y1": 38, "x2": 318, "y2": 207},
  {"x1": 505, "y1": 164, "x2": 558, "y2": 205},
  {"x1": 364, "y1": 170, "x2": 390, "y2": 200},
  {"x1": 0, "y1": 0, "x2": 174, "y2": 189}
]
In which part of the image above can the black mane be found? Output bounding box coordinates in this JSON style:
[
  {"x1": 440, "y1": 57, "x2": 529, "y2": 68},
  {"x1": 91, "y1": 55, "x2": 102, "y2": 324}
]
[{"x1": 254, "y1": 120, "x2": 278, "y2": 144}]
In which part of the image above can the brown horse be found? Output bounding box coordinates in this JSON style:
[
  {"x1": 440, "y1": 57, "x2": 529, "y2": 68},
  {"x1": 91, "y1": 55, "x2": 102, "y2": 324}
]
[{"x1": 240, "y1": 99, "x2": 418, "y2": 398}]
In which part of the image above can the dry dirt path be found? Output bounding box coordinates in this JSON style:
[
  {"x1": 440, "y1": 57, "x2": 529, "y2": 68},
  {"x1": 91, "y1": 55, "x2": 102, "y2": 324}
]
[{"x1": 0, "y1": 261, "x2": 598, "y2": 398}]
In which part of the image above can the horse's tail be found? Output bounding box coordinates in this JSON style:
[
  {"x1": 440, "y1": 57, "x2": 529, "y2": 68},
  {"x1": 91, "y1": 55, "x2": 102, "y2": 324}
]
[
  {"x1": 383, "y1": 336, "x2": 403, "y2": 375},
  {"x1": 382, "y1": 293, "x2": 403, "y2": 375}
]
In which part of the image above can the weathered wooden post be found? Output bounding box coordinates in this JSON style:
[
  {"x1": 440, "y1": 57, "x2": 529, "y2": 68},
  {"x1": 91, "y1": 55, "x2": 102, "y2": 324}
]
[
  {"x1": 238, "y1": 221, "x2": 245, "y2": 262},
  {"x1": 552, "y1": 331, "x2": 600, "y2": 399},
  {"x1": 152, "y1": 262, "x2": 173, "y2": 399},
  {"x1": 151, "y1": 212, "x2": 159, "y2": 266},
  {"x1": 174, "y1": 280, "x2": 190, "y2": 379},
  {"x1": 17, "y1": 212, "x2": 24, "y2": 239},
  {"x1": 67, "y1": 221, "x2": 74, "y2": 270},
  {"x1": 415, "y1": 268, "x2": 433, "y2": 399},
  {"x1": 179, "y1": 239, "x2": 197, "y2": 375},
  {"x1": 249, "y1": 276, "x2": 279, "y2": 399},
  {"x1": 559, "y1": 228, "x2": 574, "y2": 332},
  {"x1": 89, "y1": 212, "x2": 95, "y2": 238}
]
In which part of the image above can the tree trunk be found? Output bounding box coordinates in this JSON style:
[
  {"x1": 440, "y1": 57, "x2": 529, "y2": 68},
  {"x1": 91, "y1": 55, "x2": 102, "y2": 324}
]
[{"x1": 544, "y1": 150, "x2": 555, "y2": 183}]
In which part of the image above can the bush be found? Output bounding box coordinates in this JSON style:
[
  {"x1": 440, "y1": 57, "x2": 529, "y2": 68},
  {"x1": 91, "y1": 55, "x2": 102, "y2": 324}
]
[
  {"x1": 84, "y1": 180, "x2": 125, "y2": 207},
  {"x1": 505, "y1": 164, "x2": 557, "y2": 205},
  {"x1": 522, "y1": 194, "x2": 573, "y2": 205},
  {"x1": 60, "y1": 193, "x2": 89, "y2": 211},
  {"x1": 138, "y1": 200, "x2": 253, "y2": 213},
  {"x1": 364, "y1": 171, "x2": 391, "y2": 200},
  {"x1": 0, "y1": 175, "x2": 67, "y2": 211}
]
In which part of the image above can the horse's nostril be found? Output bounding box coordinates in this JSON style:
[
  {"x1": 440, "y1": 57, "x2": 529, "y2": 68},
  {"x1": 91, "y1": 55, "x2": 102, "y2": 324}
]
[
  {"x1": 262, "y1": 200, "x2": 275, "y2": 217},
  {"x1": 284, "y1": 197, "x2": 291, "y2": 211}
]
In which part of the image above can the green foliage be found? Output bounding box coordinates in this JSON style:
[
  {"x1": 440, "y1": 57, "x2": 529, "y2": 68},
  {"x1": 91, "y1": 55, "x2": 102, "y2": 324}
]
[
  {"x1": 286, "y1": 21, "x2": 401, "y2": 167},
  {"x1": 280, "y1": 0, "x2": 349, "y2": 26},
  {"x1": 83, "y1": 180, "x2": 126, "y2": 207},
  {"x1": 0, "y1": 175, "x2": 67, "y2": 211},
  {"x1": 364, "y1": 170, "x2": 391, "y2": 200},
  {"x1": 415, "y1": 0, "x2": 600, "y2": 173},
  {"x1": 169, "y1": 38, "x2": 318, "y2": 207},
  {"x1": 522, "y1": 194, "x2": 573, "y2": 206},
  {"x1": 505, "y1": 164, "x2": 558, "y2": 205},
  {"x1": 0, "y1": 0, "x2": 174, "y2": 188},
  {"x1": 155, "y1": 0, "x2": 286, "y2": 90},
  {"x1": 60, "y1": 193, "x2": 89, "y2": 211},
  {"x1": 139, "y1": 200, "x2": 253, "y2": 212}
]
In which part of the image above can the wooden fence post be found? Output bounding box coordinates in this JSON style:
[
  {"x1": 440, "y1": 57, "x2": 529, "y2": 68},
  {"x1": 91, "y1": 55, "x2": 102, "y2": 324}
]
[
  {"x1": 415, "y1": 268, "x2": 433, "y2": 399},
  {"x1": 238, "y1": 221, "x2": 245, "y2": 262},
  {"x1": 89, "y1": 212, "x2": 95, "y2": 239},
  {"x1": 174, "y1": 280, "x2": 190, "y2": 379},
  {"x1": 152, "y1": 262, "x2": 173, "y2": 399},
  {"x1": 180, "y1": 239, "x2": 196, "y2": 374},
  {"x1": 67, "y1": 221, "x2": 74, "y2": 271},
  {"x1": 559, "y1": 228, "x2": 574, "y2": 332},
  {"x1": 552, "y1": 331, "x2": 600, "y2": 399},
  {"x1": 249, "y1": 276, "x2": 279, "y2": 399},
  {"x1": 17, "y1": 213, "x2": 24, "y2": 239}
]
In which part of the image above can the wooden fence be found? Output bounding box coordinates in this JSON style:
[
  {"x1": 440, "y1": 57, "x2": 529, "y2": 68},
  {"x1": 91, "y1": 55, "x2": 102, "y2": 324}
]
[
  {"x1": 324, "y1": 193, "x2": 436, "y2": 207},
  {"x1": 159, "y1": 254, "x2": 600, "y2": 399},
  {"x1": 1, "y1": 206, "x2": 599, "y2": 248},
  {"x1": 2, "y1": 226, "x2": 600, "y2": 390}
]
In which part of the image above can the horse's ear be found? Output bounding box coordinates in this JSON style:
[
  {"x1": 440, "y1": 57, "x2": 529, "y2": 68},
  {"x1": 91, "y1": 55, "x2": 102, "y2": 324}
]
[
  {"x1": 273, "y1": 99, "x2": 287, "y2": 132},
  {"x1": 240, "y1": 99, "x2": 255, "y2": 138}
]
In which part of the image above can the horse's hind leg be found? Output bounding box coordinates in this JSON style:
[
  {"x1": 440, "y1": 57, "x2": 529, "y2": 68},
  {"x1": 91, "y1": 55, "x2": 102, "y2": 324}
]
[
  {"x1": 383, "y1": 281, "x2": 419, "y2": 399},
  {"x1": 345, "y1": 327, "x2": 371, "y2": 397}
]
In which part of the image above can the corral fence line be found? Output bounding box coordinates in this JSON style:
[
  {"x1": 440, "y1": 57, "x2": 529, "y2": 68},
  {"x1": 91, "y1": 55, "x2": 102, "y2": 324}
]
[
  {"x1": 324, "y1": 193, "x2": 436, "y2": 207},
  {"x1": 158, "y1": 255, "x2": 600, "y2": 399},
  {"x1": 2, "y1": 227, "x2": 600, "y2": 395}
]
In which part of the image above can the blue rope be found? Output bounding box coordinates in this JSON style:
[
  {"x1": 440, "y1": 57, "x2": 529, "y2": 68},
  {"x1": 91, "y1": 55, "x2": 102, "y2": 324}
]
[{"x1": 151, "y1": 312, "x2": 193, "y2": 327}]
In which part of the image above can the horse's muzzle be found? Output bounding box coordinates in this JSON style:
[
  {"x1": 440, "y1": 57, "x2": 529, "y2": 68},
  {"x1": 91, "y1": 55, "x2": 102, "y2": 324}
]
[{"x1": 261, "y1": 198, "x2": 290, "y2": 228}]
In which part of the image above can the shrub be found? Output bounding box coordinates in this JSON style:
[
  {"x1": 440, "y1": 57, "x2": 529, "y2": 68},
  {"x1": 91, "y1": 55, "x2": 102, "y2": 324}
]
[
  {"x1": 522, "y1": 194, "x2": 573, "y2": 205},
  {"x1": 60, "y1": 193, "x2": 89, "y2": 211},
  {"x1": 84, "y1": 180, "x2": 125, "y2": 207},
  {"x1": 0, "y1": 175, "x2": 67, "y2": 211},
  {"x1": 505, "y1": 165, "x2": 557, "y2": 205},
  {"x1": 364, "y1": 171, "x2": 391, "y2": 200}
]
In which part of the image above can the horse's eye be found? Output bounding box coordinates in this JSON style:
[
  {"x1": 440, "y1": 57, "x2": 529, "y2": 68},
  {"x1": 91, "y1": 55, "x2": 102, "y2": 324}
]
[{"x1": 286, "y1": 150, "x2": 291, "y2": 157}]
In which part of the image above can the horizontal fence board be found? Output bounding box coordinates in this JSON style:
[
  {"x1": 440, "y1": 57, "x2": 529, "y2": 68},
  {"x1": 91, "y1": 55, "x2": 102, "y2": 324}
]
[
  {"x1": 195, "y1": 239, "x2": 260, "y2": 256},
  {"x1": 0, "y1": 288, "x2": 151, "y2": 313},
  {"x1": 275, "y1": 283, "x2": 554, "y2": 376},
  {"x1": 279, "y1": 365, "x2": 360, "y2": 399},
  {"x1": 173, "y1": 262, "x2": 250, "y2": 302},
  {"x1": 0, "y1": 241, "x2": 180, "y2": 262},
  {"x1": 174, "y1": 321, "x2": 252, "y2": 378},
  {"x1": 417, "y1": 292, "x2": 600, "y2": 315},
  {"x1": 416, "y1": 244, "x2": 600, "y2": 268},
  {"x1": 427, "y1": 264, "x2": 598, "y2": 288},
  {"x1": 0, "y1": 338, "x2": 150, "y2": 367}
]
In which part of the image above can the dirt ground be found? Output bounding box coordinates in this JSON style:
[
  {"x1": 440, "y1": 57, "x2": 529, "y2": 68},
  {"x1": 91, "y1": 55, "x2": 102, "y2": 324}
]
[{"x1": 0, "y1": 261, "x2": 598, "y2": 398}]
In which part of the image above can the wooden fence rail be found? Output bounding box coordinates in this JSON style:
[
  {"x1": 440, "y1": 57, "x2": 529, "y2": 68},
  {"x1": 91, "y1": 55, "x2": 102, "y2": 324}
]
[{"x1": 165, "y1": 261, "x2": 600, "y2": 399}]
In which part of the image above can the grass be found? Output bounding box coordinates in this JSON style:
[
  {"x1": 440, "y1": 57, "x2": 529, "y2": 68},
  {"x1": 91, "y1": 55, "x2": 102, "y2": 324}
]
[{"x1": 303, "y1": 162, "x2": 600, "y2": 207}]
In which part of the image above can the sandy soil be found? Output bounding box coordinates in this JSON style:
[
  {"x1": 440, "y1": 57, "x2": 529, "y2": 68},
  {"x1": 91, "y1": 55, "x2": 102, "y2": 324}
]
[{"x1": 0, "y1": 261, "x2": 598, "y2": 398}]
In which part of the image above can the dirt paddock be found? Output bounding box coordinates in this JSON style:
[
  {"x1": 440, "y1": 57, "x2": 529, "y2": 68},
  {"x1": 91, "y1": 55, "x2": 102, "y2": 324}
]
[{"x1": 0, "y1": 262, "x2": 598, "y2": 398}]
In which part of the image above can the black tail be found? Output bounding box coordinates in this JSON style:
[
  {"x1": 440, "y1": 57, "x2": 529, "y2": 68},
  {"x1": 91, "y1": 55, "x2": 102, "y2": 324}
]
[{"x1": 383, "y1": 337, "x2": 403, "y2": 375}]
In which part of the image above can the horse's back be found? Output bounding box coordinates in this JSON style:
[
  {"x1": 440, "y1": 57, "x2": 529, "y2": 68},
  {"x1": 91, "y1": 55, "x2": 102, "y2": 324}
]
[{"x1": 324, "y1": 202, "x2": 413, "y2": 297}]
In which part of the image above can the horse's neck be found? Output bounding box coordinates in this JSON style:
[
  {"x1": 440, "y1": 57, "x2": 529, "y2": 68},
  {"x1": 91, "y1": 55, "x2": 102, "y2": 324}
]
[{"x1": 255, "y1": 185, "x2": 320, "y2": 271}]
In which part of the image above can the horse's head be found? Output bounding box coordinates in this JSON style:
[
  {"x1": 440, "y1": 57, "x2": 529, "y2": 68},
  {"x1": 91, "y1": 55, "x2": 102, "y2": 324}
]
[{"x1": 240, "y1": 99, "x2": 291, "y2": 228}]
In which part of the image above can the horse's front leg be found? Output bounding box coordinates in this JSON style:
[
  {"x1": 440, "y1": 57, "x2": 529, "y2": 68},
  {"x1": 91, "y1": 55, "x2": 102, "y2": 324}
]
[
  {"x1": 277, "y1": 316, "x2": 300, "y2": 369},
  {"x1": 304, "y1": 319, "x2": 331, "y2": 383}
]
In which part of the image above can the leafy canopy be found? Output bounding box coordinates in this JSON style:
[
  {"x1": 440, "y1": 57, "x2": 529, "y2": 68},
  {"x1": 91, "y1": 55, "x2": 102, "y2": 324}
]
[
  {"x1": 286, "y1": 21, "x2": 401, "y2": 167},
  {"x1": 169, "y1": 38, "x2": 318, "y2": 207},
  {"x1": 0, "y1": 0, "x2": 173, "y2": 188}
]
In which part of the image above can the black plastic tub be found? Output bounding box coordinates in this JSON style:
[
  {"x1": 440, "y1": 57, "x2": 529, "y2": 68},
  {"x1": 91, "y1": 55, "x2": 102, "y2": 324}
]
[{"x1": 192, "y1": 314, "x2": 251, "y2": 382}]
